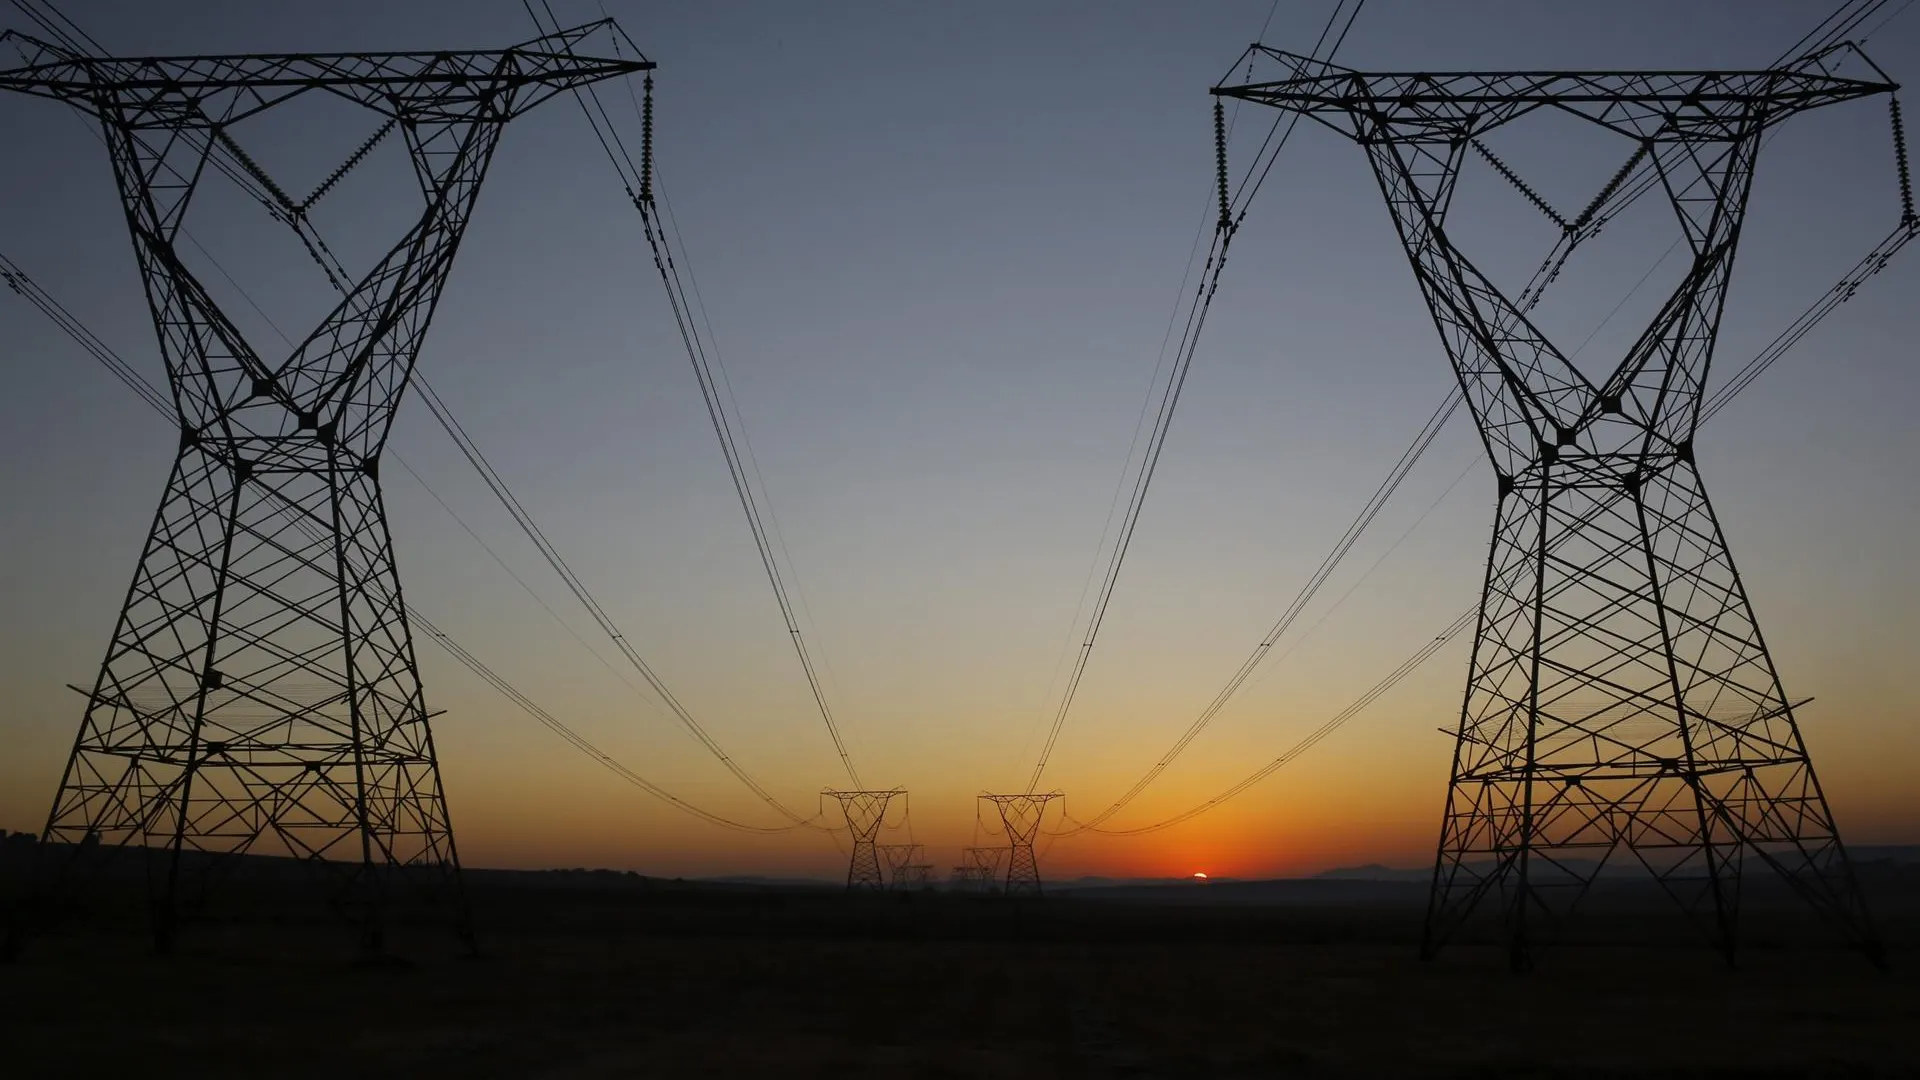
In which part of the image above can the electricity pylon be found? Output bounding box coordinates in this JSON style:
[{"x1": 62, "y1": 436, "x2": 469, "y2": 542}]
[
  {"x1": 878, "y1": 843, "x2": 923, "y2": 891},
  {"x1": 825, "y1": 789, "x2": 903, "y2": 891},
  {"x1": 955, "y1": 845, "x2": 1003, "y2": 893},
  {"x1": 1215, "y1": 45, "x2": 1898, "y2": 969},
  {"x1": 980, "y1": 794, "x2": 1060, "y2": 896},
  {"x1": 0, "y1": 22, "x2": 651, "y2": 956}
]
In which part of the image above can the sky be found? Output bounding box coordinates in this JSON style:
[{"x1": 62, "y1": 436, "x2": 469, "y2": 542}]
[{"x1": 1, "y1": 0, "x2": 1916, "y2": 881}]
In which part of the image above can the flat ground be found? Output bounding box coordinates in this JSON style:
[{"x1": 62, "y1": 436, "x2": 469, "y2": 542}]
[{"x1": 2, "y1": 868, "x2": 1917, "y2": 1078}]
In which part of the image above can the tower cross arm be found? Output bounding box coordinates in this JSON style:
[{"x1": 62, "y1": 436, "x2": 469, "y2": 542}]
[
  {"x1": 1212, "y1": 47, "x2": 1895, "y2": 140},
  {"x1": 0, "y1": 21, "x2": 652, "y2": 121}
]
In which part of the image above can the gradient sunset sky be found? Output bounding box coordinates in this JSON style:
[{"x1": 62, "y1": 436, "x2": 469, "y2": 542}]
[{"x1": 1, "y1": 0, "x2": 1915, "y2": 881}]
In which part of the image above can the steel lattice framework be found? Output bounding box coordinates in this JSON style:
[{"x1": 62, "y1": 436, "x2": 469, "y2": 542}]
[
  {"x1": 0, "y1": 23, "x2": 651, "y2": 954},
  {"x1": 826, "y1": 789, "x2": 902, "y2": 891},
  {"x1": 962, "y1": 845, "x2": 1003, "y2": 892},
  {"x1": 1216, "y1": 46, "x2": 1896, "y2": 969},
  {"x1": 878, "y1": 843, "x2": 922, "y2": 891},
  {"x1": 981, "y1": 793, "x2": 1060, "y2": 896},
  {"x1": 947, "y1": 847, "x2": 1001, "y2": 892}
]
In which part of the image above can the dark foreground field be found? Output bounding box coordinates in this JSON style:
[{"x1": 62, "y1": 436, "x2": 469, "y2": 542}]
[{"x1": 3, "y1": 864, "x2": 1919, "y2": 1078}]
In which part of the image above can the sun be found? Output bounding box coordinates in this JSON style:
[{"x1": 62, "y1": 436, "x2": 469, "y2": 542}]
[{"x1": 1191, "y1": 872, "x2": 1208, "y2": 880}]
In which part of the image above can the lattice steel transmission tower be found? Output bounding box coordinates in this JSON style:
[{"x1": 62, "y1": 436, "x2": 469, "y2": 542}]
[
  {"x1": 0, "y1": 23, "x2": 651, "y2": 955},
  {"x1": 878, "y1": 843, "x2": 923, "y2": 891},
  {"x1": 950, "y1": 845, "x2": 1003, "y2": 893},
  {"x1": 981, "y1": 793, "x2": 1060, "y2": 896},
  {"x1": 825, "y1": 789, "x2": 902, "y2": 891},
  {"x1": 880, "y1": 849, "x2": 933, "y2": 891},
  {"x1": 1216, "y1": 45, "x2": 1900, "y2": 969}
]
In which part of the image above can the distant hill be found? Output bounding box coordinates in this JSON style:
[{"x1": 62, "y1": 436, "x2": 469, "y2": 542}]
[
  {"x1": 1055, "y1": 876, "x2": 1422, "y2": 905},
  {"x1": 1313, "y1": 863, "x2": 1428, "y2": 882},
  {"x1": 1055, "y1": 875, "x2": 1237, "y2": 889},
  {"x1": 698, "y1": 875, "x2": 840, "y2": 890},
  {"x1": 1850, "y1": 845, "x2": 1920, "y2": 865},
  {"x1": 1309, "y1": 845, "x2": 1920, "y2": 884}
]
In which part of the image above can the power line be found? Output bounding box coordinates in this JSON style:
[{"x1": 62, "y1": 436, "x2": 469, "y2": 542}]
[
  {"x1": 0, "y1": 245, "x2": 800, "y2": 835},
  {"x1": 523, "y1": 0, "x2": 864, "y2": 788},
  {"x1": 407, "y1": 372, "x2": 821, "y2": 822},
  {"x1": 1013, "y1": 3, "x2": 1332, "y2": 777},
  {"x1": 1069, "y1": 609, "x2": 1476, "y2": 837},
  {"x1": 384, "y1": 451, "x2": 651, "y2": 701},
  {"x1": 1021, "y1": 0, "x2": 1368, "y2": 796},
  {"x1": 654, "y1": 165, "x2": 857, "y2": 770}
]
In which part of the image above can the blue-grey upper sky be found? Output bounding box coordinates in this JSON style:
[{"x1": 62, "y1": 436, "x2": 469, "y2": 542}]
[{"x1": 1, "y1": 1, "x2": 1915, "y2": 877}]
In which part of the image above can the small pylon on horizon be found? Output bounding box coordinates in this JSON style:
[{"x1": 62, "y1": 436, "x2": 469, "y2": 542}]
[
  {"x1": 823, "y1": 789, "x2": 903, "y2": 891},
  {"x1": 951, "y1": 846, "x2": 1003, "y2": 893},
  {"x1": 979, "y1": 794, "x2": 1061, "y2": 896},
  {"x1": 878, "y1": 843, "x2": 923, "y2": 891}
]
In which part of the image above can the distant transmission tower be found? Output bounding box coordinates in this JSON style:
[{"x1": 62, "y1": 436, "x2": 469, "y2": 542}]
[
  {"x1": 0, "y1": 23, "x2": 651, "y2": 956},
  {"x1": 883, "y1": 845, "x2": 936, "y2": 887},
  {"x1": 1215, "y1": 46, "x2": 1900, "y2": 969},
  {"x1": 954, "y1": 845, "x2": 1003, "y2": 892},
  {"x1": 980, "y1": 794, "x2": 1061, "y2": 896},
  {"x1": 878, "y1": 843, "x2": 923, "y2": 891},
  {"x1": 825, "y1": 789, "x2": 903, "y2": 891}
]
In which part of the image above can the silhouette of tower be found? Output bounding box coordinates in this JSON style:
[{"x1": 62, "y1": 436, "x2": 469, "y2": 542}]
[
  {"x1": 825, "y1": 789, "x2": 902, "y2": 891},
  {"x1": 0, "y1": 23, "x2": 652, "y2": 955},
  {"x1": 879, "y1": 843, "x2": 924, "y2": 891},
  {"x1": 953, "y1": 845, "x2": 1003, "y2": 893},
  {"x1": 1215, "y1": 45, "x2": 1897, "y2": 968},
  {"x1": 981, "y1": 794, "x2": 1060, "y2": 896}
]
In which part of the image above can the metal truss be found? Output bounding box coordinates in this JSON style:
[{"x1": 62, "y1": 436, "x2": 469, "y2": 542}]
[
  {"x1": 0, "y1": 22, "x2": 651, "y2": 956},
  {"x1": 948, "y1": 845, "x2": 1004, "y2": 893},
  {"x1": 878, "y1": 842, "x2": 923, "y2": 891},
  {"x1": 1215, "y1": 46, "x2": 1895, "y2": 969},
  {"x1": 826, "y1": 789, "x2": 902, "y2": 891},
  {"x1": 981, "y1": 793, "x2": 1060, "y2": 896},
  {"x1": 946, "y1": 866, "x2": 985, "y2": 891}
]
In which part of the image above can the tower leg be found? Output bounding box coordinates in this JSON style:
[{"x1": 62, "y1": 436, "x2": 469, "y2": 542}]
[
  {"x1": 847, "y1": 837, "x2": 884, "y2": 891},
  {"x1": 29, "y1": 438, "x2": 469, "y2": 952},
  {"x1": 1424, "y1": 457, "x2": 1881, "y2": 964},
  {"x1": 983, "y1": 794, "x2": 1057, "y2": 897},
  {"x1": 827, "y1": 790, "x2": 898, "y2": 891},
  {"x1": 1004, "y1": 839, "x2": 1042, "y2": 896}
]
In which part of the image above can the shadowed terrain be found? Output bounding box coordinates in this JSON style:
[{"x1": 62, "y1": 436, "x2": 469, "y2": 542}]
[{"x1": 3, "y1": 845, "x2": 1917, "y2": 1077}]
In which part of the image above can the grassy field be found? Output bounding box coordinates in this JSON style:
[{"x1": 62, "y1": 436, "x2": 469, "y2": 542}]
[{"x1": 2, "y1": 867, "x2": 1916, "y2": 1077}]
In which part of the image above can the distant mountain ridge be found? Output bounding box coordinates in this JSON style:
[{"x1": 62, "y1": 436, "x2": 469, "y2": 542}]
[
  {"x1": 8, "y1": 830, "x2": 1913, "y2": 887},
  {"x1": 700, "y1": 875, "x2": 839, "y2": 889},
  {"x1": 1308, "y1": 845, "x2": 1920, "y2": 882},
  {"x1": 1312, "y1": 863, "x2": 1427, "y2": 881},
  {"x1": 701, "y1": 849, "x2": 1920, "y2": 891}
]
